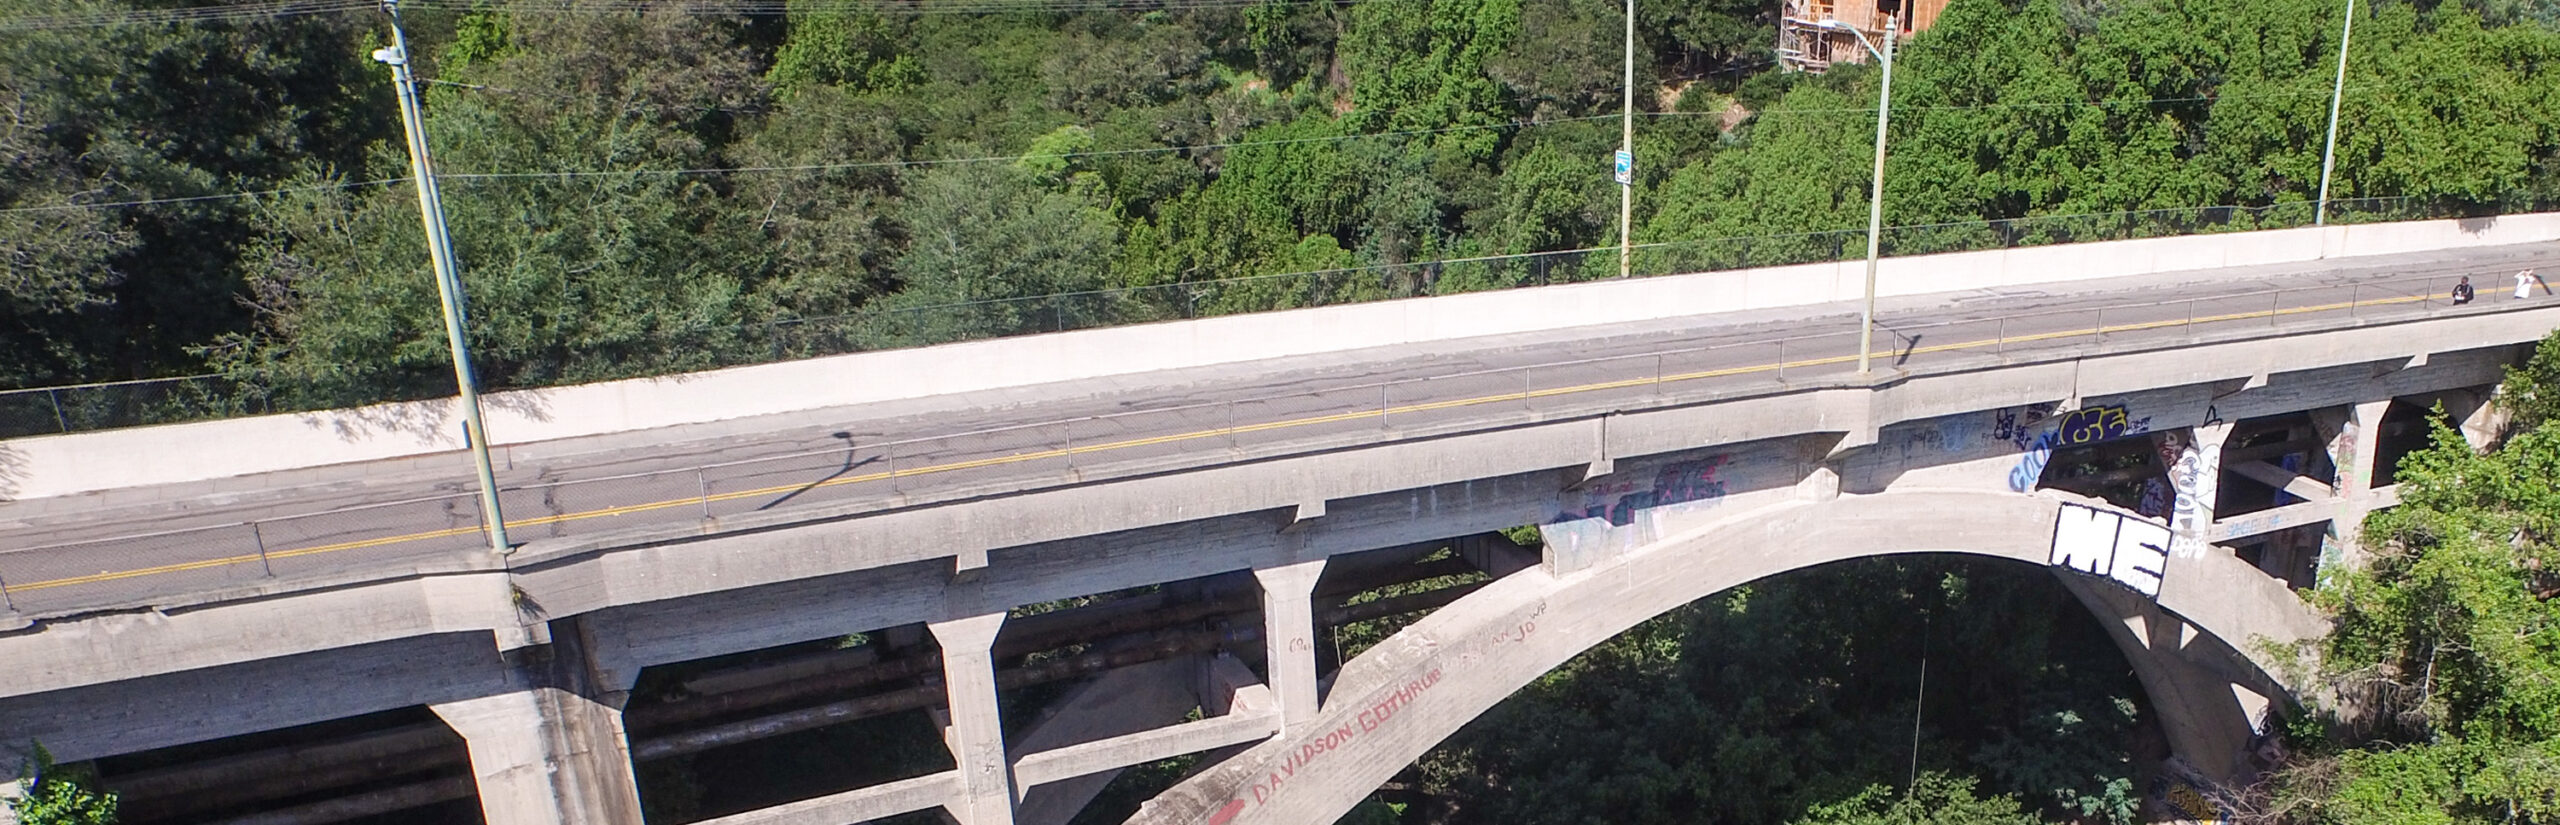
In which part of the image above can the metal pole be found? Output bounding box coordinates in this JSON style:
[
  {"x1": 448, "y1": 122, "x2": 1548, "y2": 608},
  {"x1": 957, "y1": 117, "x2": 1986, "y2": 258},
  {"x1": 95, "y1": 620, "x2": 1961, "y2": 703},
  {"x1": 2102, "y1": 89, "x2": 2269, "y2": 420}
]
[
  {"x1": 1856, "y1": 20, "x2": 1896, "y2": 374},
  {"x1": 2315, "y1": 0, "x2": 2355, "y2": 226},
  {"x1": 375, "y1": 1, "x2": 508, "y2": 553},
  {"x1": 47, "y1": 387, "x2": 68, "y2": 433},
  {"x1": 1617, "y1": 0, "x2": 1636, "y2": 281}
]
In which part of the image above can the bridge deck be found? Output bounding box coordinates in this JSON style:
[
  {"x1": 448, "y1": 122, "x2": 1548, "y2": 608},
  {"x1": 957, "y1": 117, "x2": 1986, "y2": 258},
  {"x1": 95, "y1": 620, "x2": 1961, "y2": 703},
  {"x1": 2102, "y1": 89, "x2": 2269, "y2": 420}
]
[{"x1": 3, "y1": 241, "x2": 2556, "y2": 617}]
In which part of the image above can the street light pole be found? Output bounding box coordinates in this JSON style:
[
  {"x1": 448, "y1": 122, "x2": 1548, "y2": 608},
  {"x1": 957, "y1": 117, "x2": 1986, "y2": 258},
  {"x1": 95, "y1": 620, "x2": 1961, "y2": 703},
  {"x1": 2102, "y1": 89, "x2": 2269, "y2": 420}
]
[
  {"x1": 374, "y1": 0, "x2": 510, "y2": 554},
  {"x1": 1825, "y1": 18, "x2": 1896, "y2": 375},
  {"x1": 2315, "y1": 0, "x2": 2356, "y2": 226},
  {"x1": 1618, "y1": 0, "x2": 1635, "y2": 281}
]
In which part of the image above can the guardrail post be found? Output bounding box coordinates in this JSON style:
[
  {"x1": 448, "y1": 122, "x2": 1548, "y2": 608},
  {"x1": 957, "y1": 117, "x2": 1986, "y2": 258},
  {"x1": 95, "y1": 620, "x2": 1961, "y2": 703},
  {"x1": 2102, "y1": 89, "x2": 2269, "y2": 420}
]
[
  {"x1": 48, "y1": 387, "x2": 69, "y2": 433},
  {"x1": 250, "y1": 521, "x2": 274, "y2": 577}
]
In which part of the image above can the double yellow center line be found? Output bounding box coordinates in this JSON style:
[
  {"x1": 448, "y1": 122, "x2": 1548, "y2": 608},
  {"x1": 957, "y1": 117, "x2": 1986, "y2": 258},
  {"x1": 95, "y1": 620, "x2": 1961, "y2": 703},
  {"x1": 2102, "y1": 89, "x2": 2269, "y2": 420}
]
[{"x1": 8, "y1": 289, "x2": 2441, "y2": 596}]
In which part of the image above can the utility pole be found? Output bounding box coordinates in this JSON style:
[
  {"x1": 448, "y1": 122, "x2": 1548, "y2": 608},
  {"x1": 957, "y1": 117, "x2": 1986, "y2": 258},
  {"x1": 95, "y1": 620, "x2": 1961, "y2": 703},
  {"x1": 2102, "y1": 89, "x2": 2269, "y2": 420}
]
[
  {"x1": 1617, "y1": 0, "x2": 1635, "y2": 280},
  {"x1": 1819, "y1": 16, "x2": 1895, "y2": 375},
  {"x1": 2315, "y1": 0, "x2": 2356, "y2": 226},
  {"x1": 374, "y1": 0, "x2": 510, "y2": 554}
]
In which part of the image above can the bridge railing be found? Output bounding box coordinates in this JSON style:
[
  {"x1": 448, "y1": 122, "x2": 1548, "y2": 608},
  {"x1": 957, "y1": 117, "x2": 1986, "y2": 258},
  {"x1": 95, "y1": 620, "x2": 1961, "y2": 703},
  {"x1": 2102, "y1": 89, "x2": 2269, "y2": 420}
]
[
  {"x1": 0, "y1": 263, "x2": 2535, "y2": 615},
  {"x1": 0, "y1": 197, "x2": 2463, "y2": 439}
]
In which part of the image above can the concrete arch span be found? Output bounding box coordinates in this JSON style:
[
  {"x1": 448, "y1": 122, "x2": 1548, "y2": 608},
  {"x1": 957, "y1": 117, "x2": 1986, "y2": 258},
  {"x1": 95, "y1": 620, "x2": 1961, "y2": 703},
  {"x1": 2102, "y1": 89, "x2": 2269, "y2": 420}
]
[{"x1": 1125, "y1": 490, "x2": 2329, "y2": 825}]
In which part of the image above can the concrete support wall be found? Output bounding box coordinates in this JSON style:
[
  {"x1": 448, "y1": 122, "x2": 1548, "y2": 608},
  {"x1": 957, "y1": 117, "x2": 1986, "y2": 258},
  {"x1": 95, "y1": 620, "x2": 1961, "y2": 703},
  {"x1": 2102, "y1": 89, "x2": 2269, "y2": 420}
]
[{"x1": 932, "y1": 614, "x2": 1016, "y2": 825}]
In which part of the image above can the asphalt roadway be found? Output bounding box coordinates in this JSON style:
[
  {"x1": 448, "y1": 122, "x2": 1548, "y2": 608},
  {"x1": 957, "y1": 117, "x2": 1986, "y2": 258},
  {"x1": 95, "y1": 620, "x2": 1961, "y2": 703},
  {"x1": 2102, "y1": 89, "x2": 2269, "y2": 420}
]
[{"x1": 4, "y1": 243, "x2": 2558, "y2": 617}]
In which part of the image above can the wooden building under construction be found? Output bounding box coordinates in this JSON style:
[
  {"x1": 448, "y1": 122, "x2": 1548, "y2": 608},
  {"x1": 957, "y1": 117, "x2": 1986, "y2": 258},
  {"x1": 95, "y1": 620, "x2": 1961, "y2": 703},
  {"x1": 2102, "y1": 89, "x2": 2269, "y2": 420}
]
[{"x1": 1778, "y1": 0, "x2": 1950, "y2": 72}]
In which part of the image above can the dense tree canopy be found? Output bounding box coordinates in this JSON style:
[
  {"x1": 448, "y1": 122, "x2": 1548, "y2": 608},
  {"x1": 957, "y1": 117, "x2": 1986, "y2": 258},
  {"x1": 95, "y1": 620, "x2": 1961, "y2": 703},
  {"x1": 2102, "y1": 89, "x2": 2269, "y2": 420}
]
[{"x1": 1, "y1": 0, "x2": 2553, "y2": 421}]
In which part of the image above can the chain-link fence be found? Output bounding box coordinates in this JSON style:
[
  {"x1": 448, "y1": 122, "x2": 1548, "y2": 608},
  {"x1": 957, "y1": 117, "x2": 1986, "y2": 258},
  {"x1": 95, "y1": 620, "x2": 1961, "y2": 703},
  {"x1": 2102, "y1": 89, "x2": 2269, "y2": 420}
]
[{"x1": 0, "y1": 196, "x2": 2487, "y2": 438}]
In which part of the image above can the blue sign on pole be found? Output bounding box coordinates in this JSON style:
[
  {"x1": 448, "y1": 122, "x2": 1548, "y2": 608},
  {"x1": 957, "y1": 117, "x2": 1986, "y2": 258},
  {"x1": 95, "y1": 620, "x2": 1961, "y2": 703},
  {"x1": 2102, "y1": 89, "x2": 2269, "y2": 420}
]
[{"x1": 1612, "y1": 149, "x2": 1633, "y2": 185}]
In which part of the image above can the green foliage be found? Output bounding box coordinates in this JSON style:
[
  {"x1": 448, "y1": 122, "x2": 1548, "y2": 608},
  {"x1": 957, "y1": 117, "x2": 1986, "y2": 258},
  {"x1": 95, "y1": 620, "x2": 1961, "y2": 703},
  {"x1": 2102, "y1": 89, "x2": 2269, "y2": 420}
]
[
  {"x1": 1790, "y1": 772, "x2": 2052, "y2": 825},
  {"x1": 768, "y1": 0, "x2": 922, "y2": 96},
  {"x1": 9, "y1": 745, "x2": 117, "y2": 825},
  {"x1": 2279, "y1": 329, "x2": 2560, "y2": 823}
]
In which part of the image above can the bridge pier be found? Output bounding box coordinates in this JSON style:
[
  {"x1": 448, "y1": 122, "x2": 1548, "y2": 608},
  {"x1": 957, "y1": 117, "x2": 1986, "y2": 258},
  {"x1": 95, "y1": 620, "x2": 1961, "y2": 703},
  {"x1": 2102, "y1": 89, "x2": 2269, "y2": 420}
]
[
  {"x1": 931, "y1": 613, "x2": 1018, "y2": 825},
  {"x1": 1253, "y1": 560, "x2": 1327, "y2": 729},
  {"x1": 430, "y1": 618, "x2": 644, "y2": 825},
  {"x1": 2321, "y1": 400, "x2": 2393, "y2": 569}
]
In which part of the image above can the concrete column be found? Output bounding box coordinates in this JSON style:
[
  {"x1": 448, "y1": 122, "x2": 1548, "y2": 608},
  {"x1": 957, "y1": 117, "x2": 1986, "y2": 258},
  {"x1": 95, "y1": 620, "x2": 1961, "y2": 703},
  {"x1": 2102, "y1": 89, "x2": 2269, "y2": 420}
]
[
  {"x1": 931, "y1": 613, "x2": 1016, "y2": 825},
  {"x1": 1254, "y1": 559, "x2": 1328, "y2": 729},
  {"x1": 2170, "y1": 421, "x2": 2235, "y2": 558},
  {"x1": 2322, "y1": 400, "x2": 2394, "y2": 576},
  {"x1": 2337, "y1": 401, "x2": 2390, "y2": 500},
  {"x1": 431, "y1": 686, "x2": 642, "y2": 825},
  {"x1": 429, "y1": 616, "x2": 644, "y2": 825}
]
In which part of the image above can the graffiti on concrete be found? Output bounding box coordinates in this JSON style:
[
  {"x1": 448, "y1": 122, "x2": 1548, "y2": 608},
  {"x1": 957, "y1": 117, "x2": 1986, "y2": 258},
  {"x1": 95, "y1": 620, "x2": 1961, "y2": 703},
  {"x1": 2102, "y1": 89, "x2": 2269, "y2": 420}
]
[
  {"x1": 2316, "y1": 531, "x2": 2346, "y2": 591},
  {"x1": 2051, "y1": 502, "x2": 2171, "y2": 598},
  {"x1": 2164, "y1": 429, "x2": 2221, "y2": 559},
  {"x1": 1553, "y1": 456, "x2": 1730, "y2": 527},
  {"x1": 2329, "y1": 418, "x2": 2361, "y2": 491},
  {"x1": 1209, "y1": 597, "x2": 1545, "y2": 825},
  {"x1": 2006, "y1": 404, "x2": 2153, "y2": 493},
  {"x1": 2152, "y1": 768, "x2": 2233, "y2": 825},
  {"x1": 1993, "y1": 402, "x2": 2059, "y2": 449},
  {"x1": 1238, "y1": 667, "x2": 1442, "y2": 810},
  {"x1": 1542, "y1": 456, "x2": 1732, "y2": 560}
]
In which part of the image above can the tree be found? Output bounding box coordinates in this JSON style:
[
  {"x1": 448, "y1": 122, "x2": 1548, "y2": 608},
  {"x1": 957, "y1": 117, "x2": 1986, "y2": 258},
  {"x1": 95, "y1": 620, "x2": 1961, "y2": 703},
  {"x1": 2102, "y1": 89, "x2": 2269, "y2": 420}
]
[
  {"x1": 1791, "y1": 773, "x2": 2053, "y2": 825},
  {"x1": 9, "y1": 745, "x2": 116, "y2": 825},
  {"x1": 2269, "y1": 329, "x2": 2560, "y2": 823}
]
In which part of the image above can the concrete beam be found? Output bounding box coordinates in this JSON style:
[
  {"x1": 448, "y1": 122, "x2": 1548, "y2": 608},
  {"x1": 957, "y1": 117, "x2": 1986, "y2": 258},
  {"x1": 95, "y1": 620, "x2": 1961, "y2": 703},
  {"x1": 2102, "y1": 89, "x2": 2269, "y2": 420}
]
[
  {"x1": 1010, "y1": 656, "x2": 1205, "y2": 825},
  {"x1": 1013, "y1": 698, "x2": 1280, "y2": 790},
  {"x1": 693, "y1": 771, "x2": 962, "y2": 825},
  {"x1": 2226, "y1": 459, "x2": 2335, "y2": 501}
]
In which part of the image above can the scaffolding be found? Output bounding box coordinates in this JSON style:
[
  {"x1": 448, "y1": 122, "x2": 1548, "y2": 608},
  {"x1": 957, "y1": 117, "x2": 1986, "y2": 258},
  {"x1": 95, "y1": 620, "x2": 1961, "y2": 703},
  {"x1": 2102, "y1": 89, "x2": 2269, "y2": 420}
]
[{"x1": 1777, "y1": 0, "x2": 1947, "y2": 72}]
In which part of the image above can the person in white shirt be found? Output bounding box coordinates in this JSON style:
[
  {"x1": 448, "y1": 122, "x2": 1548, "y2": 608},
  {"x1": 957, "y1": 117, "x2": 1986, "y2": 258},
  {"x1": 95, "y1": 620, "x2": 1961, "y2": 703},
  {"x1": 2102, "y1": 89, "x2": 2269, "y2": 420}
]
[{"x1": 2520, "y1": 269, "x2": 2542, "y2": 300}]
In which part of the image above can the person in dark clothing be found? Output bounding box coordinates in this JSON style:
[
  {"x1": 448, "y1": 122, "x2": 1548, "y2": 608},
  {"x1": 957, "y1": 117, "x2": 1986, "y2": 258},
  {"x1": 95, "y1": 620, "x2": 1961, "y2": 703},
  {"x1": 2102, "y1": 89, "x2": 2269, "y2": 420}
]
[{"x1": 2453, "y1": 276, "x2": 2475, "y2": 305}]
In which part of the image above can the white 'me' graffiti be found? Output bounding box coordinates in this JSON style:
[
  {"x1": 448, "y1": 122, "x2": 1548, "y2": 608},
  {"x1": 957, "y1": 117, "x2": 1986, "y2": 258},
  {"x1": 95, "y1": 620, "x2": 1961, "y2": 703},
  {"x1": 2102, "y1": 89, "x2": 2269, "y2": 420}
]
[{"x1": 2050, "y1": 503, "x2": 2171, "y2": 598}]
